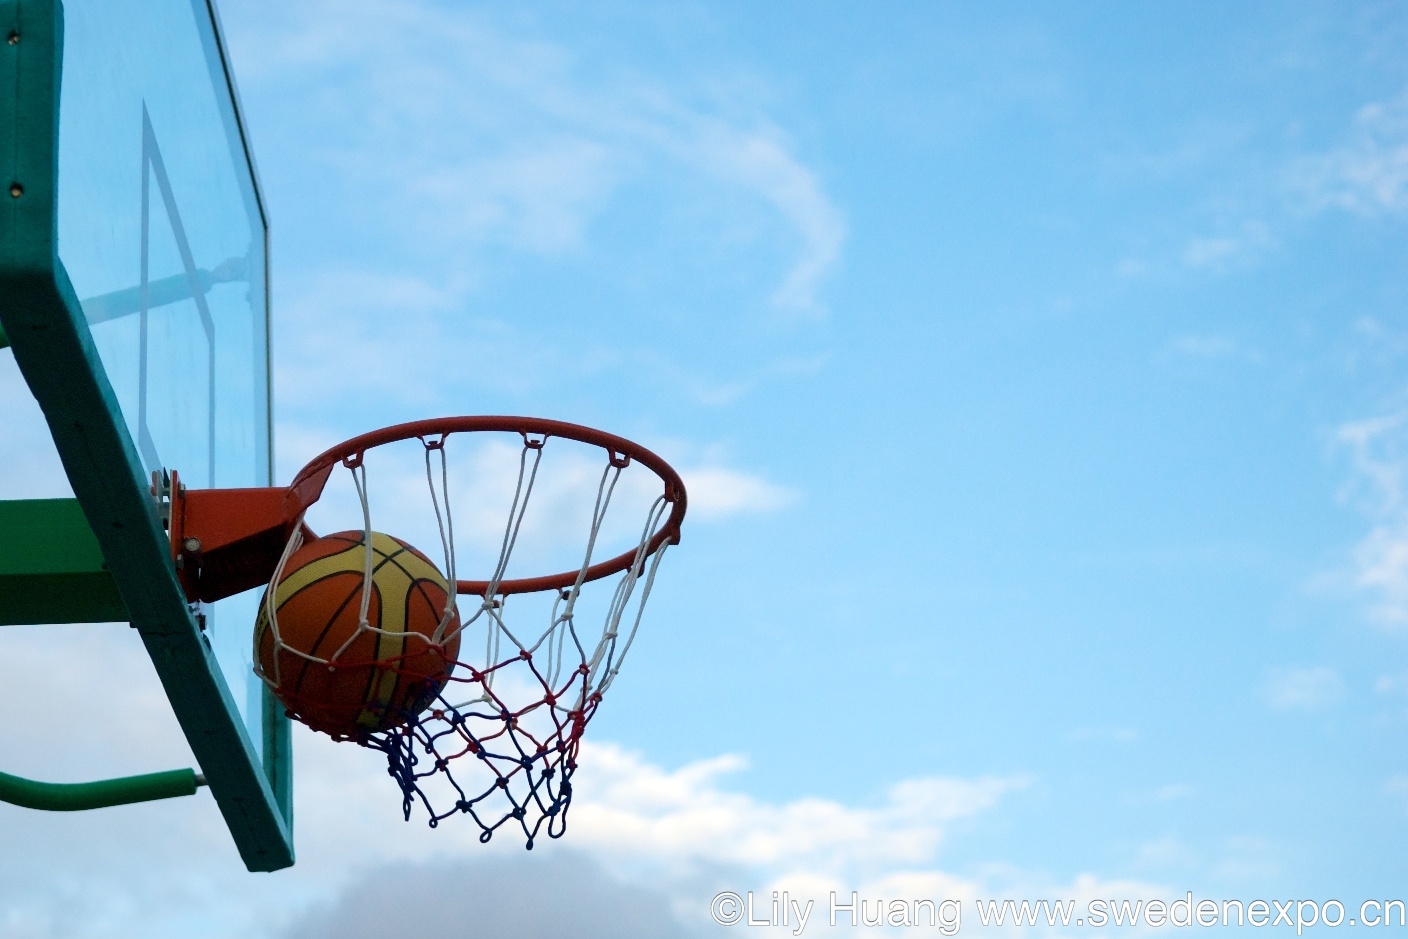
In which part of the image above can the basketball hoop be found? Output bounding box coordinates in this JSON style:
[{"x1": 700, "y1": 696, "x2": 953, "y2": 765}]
[{"x1": 166, "y1": 417, "x2": 686, "y2": 847}]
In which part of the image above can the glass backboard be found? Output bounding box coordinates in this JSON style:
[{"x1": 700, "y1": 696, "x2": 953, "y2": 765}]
[
  {"x1": 0, "y1": 0, "x2": 292, "y2": 869},
  {"x1": 56, "y1": 0, "x2": 277, "y2": 782}
]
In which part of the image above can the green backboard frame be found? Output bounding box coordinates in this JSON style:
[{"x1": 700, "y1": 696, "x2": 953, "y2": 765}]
[{"x1": 0, "y1": 0, "x2": 293, "y2": 870}]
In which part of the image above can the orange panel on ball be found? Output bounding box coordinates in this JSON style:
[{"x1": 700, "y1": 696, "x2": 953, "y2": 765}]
[{"x1": 254, "y1": 531, "x2": 461, "y2": 738}]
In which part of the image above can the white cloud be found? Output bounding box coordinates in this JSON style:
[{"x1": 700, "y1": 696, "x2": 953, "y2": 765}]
[
  {"x1": 1132, "y1": 88, "x2": 1408, "y2": 280},
  {"x1": 275, "y1": 735, "x2": 1039, "y2": 934},
  {"x1": 1352, "y1": 525, "x2": 1408, "y2": 625},
  {"x1": 10, "y1": 620, "x2": 1045, "y2": 932},
  {"x1": 1263, "y1": 666, "x2": 1344, "y2": 712},
  {"x1": 1294, "y1": 90, "x2": 1408, "y2": 216},
  {"x1": 680, "y1": 466, "x2": 798, "y2": 520},
  {"x1": 279, "y1": 740, "x2": 1173, "y2": 937},
  {"x1": 571, "y1": 743, "x2": 1024, "y2": 877},
  {"x1": 0, "y1": 624, "x2": 259, "y2": 939},
  {"x1": 1340, "y1": 415, "x2": 1408, "y2": 509},
  {"x1": 0, "y1": 642, "x2": 1158, "y2": 939}
]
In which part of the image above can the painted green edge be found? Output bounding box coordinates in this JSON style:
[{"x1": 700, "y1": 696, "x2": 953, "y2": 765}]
[
  {"x1": 262, "y1": 661, "x2": 294, "y2": 826},
  {"x1": 0, "y1": 0, "x2": 292, "y2": 870},
  {"x1": 0, "y1": 767, "x2": 200, "y2": 811},
  {"x1": 0, "y1": 498, "x2": 128, "y2": 623},
  {"x1": 0, "y1": 571, "x2": 127, "y2": 623}
]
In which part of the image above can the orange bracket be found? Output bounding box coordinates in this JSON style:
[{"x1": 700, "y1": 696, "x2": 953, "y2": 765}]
[{"x1": 168, "y1": 472, "x2": 313, "y2": 604}]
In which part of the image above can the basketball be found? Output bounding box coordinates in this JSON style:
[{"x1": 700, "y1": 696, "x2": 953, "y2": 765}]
[{"x1": 254, "y1": 530, "x2": 462, "y2": 738}]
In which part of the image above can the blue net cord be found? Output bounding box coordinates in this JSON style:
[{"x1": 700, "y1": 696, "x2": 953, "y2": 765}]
[{"x1": 360, "y1": 652, "x2": 603, "y2": 848}]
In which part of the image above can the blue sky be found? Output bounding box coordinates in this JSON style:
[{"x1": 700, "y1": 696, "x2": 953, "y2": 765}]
[{"x1": 4, "y1": 1, "x2": 1408, "y2": 935}]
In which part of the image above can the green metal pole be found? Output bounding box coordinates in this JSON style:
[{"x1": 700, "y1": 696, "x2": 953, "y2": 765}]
[{"x1": 0, "y1": 767, "x2": 204, "y2": 811}]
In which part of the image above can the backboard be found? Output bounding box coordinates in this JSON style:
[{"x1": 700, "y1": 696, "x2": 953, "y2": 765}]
[{"x1": 0, "y1": 0, "x2": 292, "y2": 869}]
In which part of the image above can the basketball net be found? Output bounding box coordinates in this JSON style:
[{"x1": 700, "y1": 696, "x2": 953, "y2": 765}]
[{"x1": 255, "y1": 426, "x2": 679, "y2": 847}]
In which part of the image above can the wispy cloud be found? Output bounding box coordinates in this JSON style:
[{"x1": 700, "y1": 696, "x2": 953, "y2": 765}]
[
  {"x1": 679, "y1": 120, "x2": 845, "y2": 313},
  {"x1": 1122, "y1": 86, "x2": 1408, "y2": 279},
  {"x1": 1388, "y1": 775, "x2": 1408, "y2": 814},
  {"x1": 408, "y1": 139, "x2": 620, "y2": 254},
  {"x1": 1180, "y1": 221, "x2": 1273, "y2": 270},
  {"x1": 1134, "y1": 836, "x2": 1196, "y2": 869},
  {"x1": 1169, "y1": 334, "x2": 1238, "y2": 359},
  {"x1": 633, "y1": 351, "x2": 831, "y2": 407},
  {"x1": 1164, "y1": 333, "x2": 1265, "y2": 368},
  {"x1": 1336, "y1": 414, "x2": 1408, "y2": 627},
  {"x1": 271, "y1": 265, "x2": 829, "y2": 420},
  {"x1": 271, "y1": 269, "x2": 471, "y2": 414},
  {"x1": 1263, "y1": 666, "x2": 1344, "y2": 711},
  {"x1": 226, "y1": 0, "x2": 844, "y2": 315},
  {"x1": 1294, "y1": 89, "x2": 1408, "y2": 216},
  {"x1": 1375, "y1": 671, "x2": 1408, "y2": 698},
  {"x1": 1153, "y1": 783, "x2": 1193, "y2": 802},
  {"x1": 1066, "y1": 726, "x2": 1139, "y2": 743}
]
